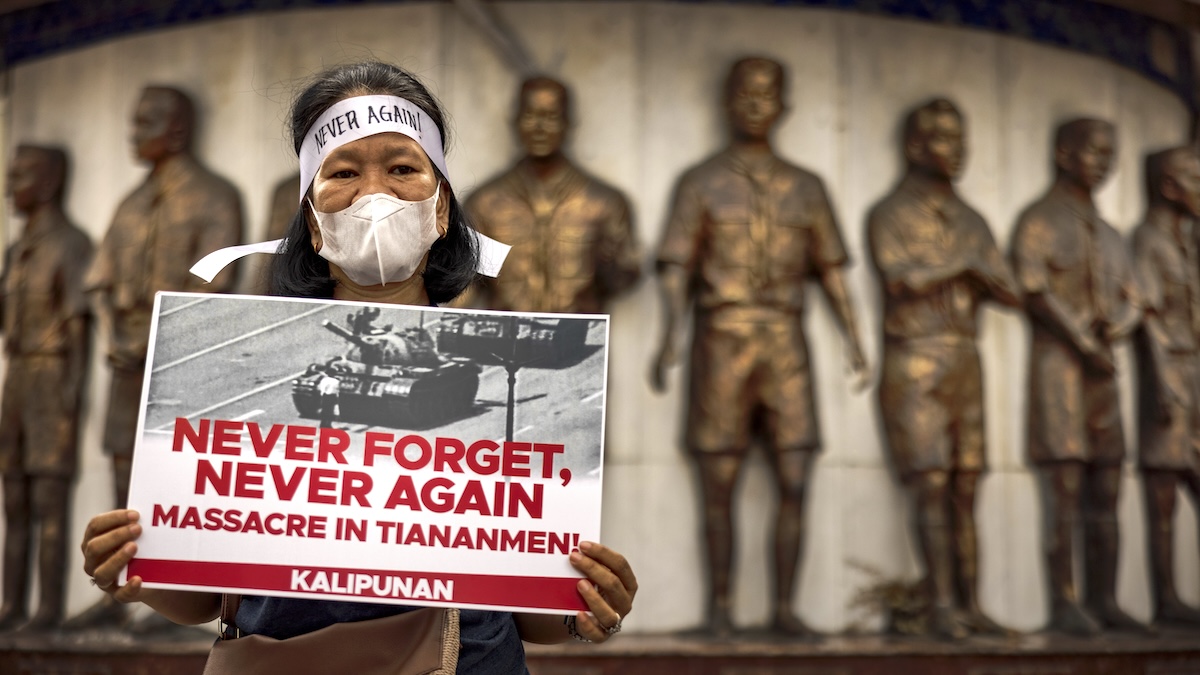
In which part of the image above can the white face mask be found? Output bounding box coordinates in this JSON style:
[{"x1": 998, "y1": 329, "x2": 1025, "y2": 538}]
[{"x1": 310, "y1": 190, "x2": 441, "y2": 286}]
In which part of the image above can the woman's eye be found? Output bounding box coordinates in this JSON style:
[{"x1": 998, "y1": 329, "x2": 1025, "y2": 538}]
[
  {"x1": 391, "y1": 165, "x2": 415, "y2": 175},
  {"x1": 331, "y1": 170, "x2": 357, "y2": 179}
]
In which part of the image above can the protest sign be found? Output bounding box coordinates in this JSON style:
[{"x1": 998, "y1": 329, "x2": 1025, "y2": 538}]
[{"x1": 121, "y1": 292, "x2": 607, "y2": 614}]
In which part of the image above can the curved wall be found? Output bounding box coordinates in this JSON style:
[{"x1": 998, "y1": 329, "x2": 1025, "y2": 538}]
[{"x1": 0, "y1": 2, "x2": 1193, "y2": 633}]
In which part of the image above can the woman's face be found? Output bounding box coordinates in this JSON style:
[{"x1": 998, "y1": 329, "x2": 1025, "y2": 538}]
[
  {"x1": 307, "y1": 131, "x2": 450, "y2": 280},
  {"x1": 310, "y1": 131, "x2": 445, "y2": 212}
]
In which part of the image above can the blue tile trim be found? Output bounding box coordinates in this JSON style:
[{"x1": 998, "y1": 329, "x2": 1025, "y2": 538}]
[{"x1": 2, "y1": 0, "x2": 1193, "y2": 110}]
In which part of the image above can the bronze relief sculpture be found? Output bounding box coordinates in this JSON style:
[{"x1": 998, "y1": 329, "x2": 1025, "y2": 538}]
[
  {"x1": 0, "y1": 146, "x2": 93, "y2": 632},
  {"x1": 867, "y1": 99, "x2": 1020, "y2": 639},
  {"x1": 650, "y1": 57, "x2": 867, "y2": 636},
  {"x1": 1010, "y1": 118, "x2": 1143, "y2": 635},
  {"x1": 1131, "y1": 146, "x2": 1200, "y2": 627},
  {"x1": 67, "y1": 86, "x2": 244, "y2": 630},
  {"x1": 465, "y1": 76, "x2": 641, "y2": 313}
]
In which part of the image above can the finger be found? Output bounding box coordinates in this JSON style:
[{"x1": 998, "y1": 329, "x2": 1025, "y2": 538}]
[
  {"x1": 575, "y1": 611, "x2": 612, "y2": 643},
  {"x1": 80, "y1": 510, "x2": 139, "y2": 553},
  {"x1": 575, "y1": 579, "x2": 622, "y2": 630},
  {"x1": 90, "y1": 540, "x2": 137, "y2": 590},
  {"x1": 570, "y1": 550, "x2": 631, "y2": 615},
  {"x1": 112, "y1": 576, "x2": 144, "y2": 604},
  {"x1": 82, "y1": 522, "x2": 142, "y2": 576},
  {"x1": 578, "y1": 542, "x2": 638, "y2": 602}
]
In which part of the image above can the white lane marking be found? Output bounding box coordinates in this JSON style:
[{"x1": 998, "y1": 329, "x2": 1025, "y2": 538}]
[
  {"x1": 588, "y1": 467, "x2": 601, "y2": 477},
  {"x1": 232, "y1": 409, "x2": 265, "y2": 422},
  {"x1": 491, "y1": 425, "x2": 535, "y2": 444},
  {"x1": 579, "y1": 391, "x2": 603, "y2": 404},
  {"x1": 151, "y1": 371, "x2": 304, "y2": 430},
  {"x1": 160, "y1": 297, "x2": 211, "y2": 317},
  {"x1": 152, "y1": 306, "x2": 329, "y2": 373}
]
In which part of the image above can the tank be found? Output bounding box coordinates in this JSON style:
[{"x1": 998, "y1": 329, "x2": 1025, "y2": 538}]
[
  {"x1": 292, "y1": 308, "x2": 481, "y2": 426},
  {"x1": 435, "y1": 314, "x2": 589, "y2": 368}
]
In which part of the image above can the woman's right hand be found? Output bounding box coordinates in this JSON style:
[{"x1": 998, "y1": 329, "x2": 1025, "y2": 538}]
[{"x1": 81, "y1": 509, "x2": 145, "y2": 603}]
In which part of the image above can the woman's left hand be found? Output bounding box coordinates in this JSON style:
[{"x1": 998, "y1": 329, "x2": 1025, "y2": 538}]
[{"x1": 568, "y1": 540, "x2": 637, "y2": 642}]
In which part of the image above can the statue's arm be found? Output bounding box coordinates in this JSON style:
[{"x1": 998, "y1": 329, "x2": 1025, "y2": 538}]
[
  {"x1": 818, "y1": 265, "x2": 868, "y2": 389},
  {"x1": 62, "y1": 238, "x2": 95, "y2": 407},
  {"x1": 649, "y1": 177, "x2": 703, "y2": 393},
  {"x1": 971, "y1": 226, "x2": 1022, "y2": 307},
  {"x1": 866, "y1": 210, "x2": 968, "y2": 298},
  {"x1": 650, "y1": 262, "x2": 689, "y2": 393},
  {"x1": 1131, "y1": 236, "x2": 1175, "y2": 414},
  {"x1": 1012, "y1": 215, "x2": 1103, "y2": 358},
  {"x1": 1103, "y1": 239, "x2": 1142, "y2": 340},
  {"x1": 597, "y1": 196, "x2": 643, "y2": 299}
]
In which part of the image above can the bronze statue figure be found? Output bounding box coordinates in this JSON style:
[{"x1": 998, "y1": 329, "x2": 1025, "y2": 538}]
[
  {"x1": 650, "y1": 57, "x2": 868, "y2": 637},
  {"x1": 67, "y1": 86, "x2": 244, "y2": 630},
  {"x1": 1132, "y1": 146, "x2": 1200, "y2": 627},
  {"x1": 464, "y1": 76, "x2": 641, "y2": 313},
  {"x1": 867, "y1": 99, "x2": 1020, "y2": 639},
  {"x1": 0, "y1": 145, "x2": 93, "y2": 632},
  {"x1": 1010, "y1": 118, "x2": 1143, "y2": 635}
]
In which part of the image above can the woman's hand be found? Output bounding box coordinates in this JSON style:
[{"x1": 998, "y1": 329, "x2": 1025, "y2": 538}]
[
  {"x1": 81, "y1": 509, "x2": 145, "y2": 603},
  {"x1": 567, "y1": 540, "x2": 637, "y2": 642},
  {"x1": 80, "y1": 509, "x2": 223, "y2": 624}
]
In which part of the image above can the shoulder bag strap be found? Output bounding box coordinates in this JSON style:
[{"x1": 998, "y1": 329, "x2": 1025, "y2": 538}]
[{"x1": 218, "y1": 593, "x2": 243, "y2": 640}]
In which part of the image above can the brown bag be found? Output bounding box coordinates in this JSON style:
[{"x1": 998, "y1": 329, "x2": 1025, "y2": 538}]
[{"x1": 202, "y1": 594, "x2": 460, "y2": 675}]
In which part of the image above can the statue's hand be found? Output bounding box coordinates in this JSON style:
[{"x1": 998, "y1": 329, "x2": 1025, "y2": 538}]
[
  {"x1": 650, "y1": 344, "x2": 676, "y2": 393},
  {"x1": 81, "y1": 510, "x2": 146, "y2": 604},
  {"x1": 1078, "y1": 335, "x2": 1115, "y2": 375}
]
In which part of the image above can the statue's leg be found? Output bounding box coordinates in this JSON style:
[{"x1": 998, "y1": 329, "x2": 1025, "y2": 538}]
[
  {"x1": 0, "y1": 473, "x2": 30, "y2": 630},
  {"x1": 951, "y1": 470, "x2": 1003, "y2": 633},
  {"x1": 695, "y1": 452, "x2": 742, "y2": 636},
  {"x1": 1083, "y1": 463, "x2": 1144, "y2": 630},
  {"x1": 25, "y1": 477, "x2": 70, "y2": 630},
  {"x1": 61, "y1": 454, "x2": 131, "y2": 630},
  {"x1": 1145, "y1": 470, "x2": 1200, "y2": 624},
  {"x1": 1041, "y1": 460, "x2": 1101, "y2": 635},
  {"x1": 911, "y1": 470, "x2": 969, "y2": 639},
  {"x1": 768, "y1": 447, "x2": 816, "y2": 636}
]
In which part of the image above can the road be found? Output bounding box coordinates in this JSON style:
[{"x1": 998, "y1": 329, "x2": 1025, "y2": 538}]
[{"x1": 144, "y1": 295, "x2": 608, "y2": 480}]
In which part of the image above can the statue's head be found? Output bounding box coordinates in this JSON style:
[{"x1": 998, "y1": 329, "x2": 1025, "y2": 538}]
[
  {"x1": 517, "y1": 77, "x2": 569, "y2": 159},
  {"x1": 1054, "y1": 118, "x2": 1115, "y2": 191},
  {"x1": 1145, "y1": 146, "x2": 1200, "y2": 218},
  {"x1": 903, "y1": 98, "x2": 965, "y2": 181},
  {"x1": 725, "y1": 57, "x2": 785, "y2": 142},
  {"x1": 7, "y1": 145, "x2": 67, "y2": 215},
  {"x1": 132, "y1": 86, "x2": 194, "y2": 164}
]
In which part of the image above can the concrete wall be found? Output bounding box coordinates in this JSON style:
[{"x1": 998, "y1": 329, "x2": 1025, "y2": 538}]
[{"x1": 2, "y1": 2, "x2": 1194, "y2": 634}]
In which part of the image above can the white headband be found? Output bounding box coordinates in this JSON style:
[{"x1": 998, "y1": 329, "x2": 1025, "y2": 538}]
[{"x1": 298, "y1": 94, "x2": 450, "y2": 203}]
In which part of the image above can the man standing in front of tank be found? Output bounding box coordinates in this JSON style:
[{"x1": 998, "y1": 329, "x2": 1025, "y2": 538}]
[{"x1": 651, "y1": 57, "x2": 868, "y2": 636}]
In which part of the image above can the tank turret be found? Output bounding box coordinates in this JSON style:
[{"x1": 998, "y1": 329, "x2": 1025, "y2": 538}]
[{"x1": 291, "y1": 311, "x2": 481, "y2": 427}]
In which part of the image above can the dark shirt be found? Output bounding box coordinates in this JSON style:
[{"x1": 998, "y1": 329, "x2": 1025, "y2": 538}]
[{"x1": 235, "y1": 596, "x2": 529, "y2": 675}]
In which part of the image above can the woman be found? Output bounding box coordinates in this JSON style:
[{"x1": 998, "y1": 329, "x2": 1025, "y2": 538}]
[{"x1": 80, "y1": 62, "x2": 637, "y2": 672}]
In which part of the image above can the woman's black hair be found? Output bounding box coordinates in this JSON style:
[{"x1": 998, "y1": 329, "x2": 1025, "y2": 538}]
[{"x1": 268, "y1": 62, "x2": 479, "y2": 302}]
